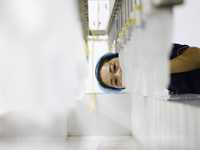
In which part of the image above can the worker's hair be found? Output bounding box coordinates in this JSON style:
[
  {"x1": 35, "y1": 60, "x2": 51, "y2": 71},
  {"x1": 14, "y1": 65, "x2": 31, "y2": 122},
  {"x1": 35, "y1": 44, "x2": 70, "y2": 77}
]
[{"x1": 95, "y1": 53, "x2": 123, "y2": 93}]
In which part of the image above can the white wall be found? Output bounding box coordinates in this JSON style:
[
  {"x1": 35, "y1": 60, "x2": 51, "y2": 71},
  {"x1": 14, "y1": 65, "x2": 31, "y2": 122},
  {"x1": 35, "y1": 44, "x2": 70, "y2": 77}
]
[
  {"x1": 68, "y1": 93, "x2": 131, "y2": 136},
  {"x1": 87, "y1": 40, "x2": 109, "y2": 93},
  {"x1": 173, "y1": 0, "x2": 200, "y2": 47}
]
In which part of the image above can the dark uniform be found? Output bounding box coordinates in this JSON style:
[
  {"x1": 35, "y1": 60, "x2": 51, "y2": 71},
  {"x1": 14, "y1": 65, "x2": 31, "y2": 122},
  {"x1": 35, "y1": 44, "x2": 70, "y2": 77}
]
[{"x1": 169, "y1": 43, "x2": 200, "y2": 94}]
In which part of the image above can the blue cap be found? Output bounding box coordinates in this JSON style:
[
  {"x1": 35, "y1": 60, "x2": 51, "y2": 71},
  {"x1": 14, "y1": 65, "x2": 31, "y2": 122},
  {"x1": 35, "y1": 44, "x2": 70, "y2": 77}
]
[{"x1": 95, "y1": 52, "x2": 123, "y2": 93}]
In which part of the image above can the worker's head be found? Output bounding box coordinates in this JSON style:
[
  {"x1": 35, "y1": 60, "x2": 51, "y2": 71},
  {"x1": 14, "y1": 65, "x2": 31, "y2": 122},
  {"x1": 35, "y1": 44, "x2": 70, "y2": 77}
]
[{"x1": 95, "y1": 53, "x2": 124, "y2": 93}]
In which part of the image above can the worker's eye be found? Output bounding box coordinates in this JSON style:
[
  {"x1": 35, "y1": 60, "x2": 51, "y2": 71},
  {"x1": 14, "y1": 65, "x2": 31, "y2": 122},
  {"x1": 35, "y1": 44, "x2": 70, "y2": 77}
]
[
  {"x1": 115, "y1": 79, "x2": 118, "y2": 85},
  {"x1": 114, "y1": 64, "x2": 116, "y2": 71}
]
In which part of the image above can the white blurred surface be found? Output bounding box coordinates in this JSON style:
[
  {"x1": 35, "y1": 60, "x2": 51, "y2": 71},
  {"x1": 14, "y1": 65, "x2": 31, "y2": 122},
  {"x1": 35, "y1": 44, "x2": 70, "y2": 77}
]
[
  {"x1": 119, "y1": 5, "x2": 172, "y2": 97},
  {"x1": 0, "y1": 0, "x2": 88, "y2": 112},
  {"x1": 0, "y1": 0, "x2": 87, "y2": 141},
  {"x1": 0, "y1": 136, "x2": 143, "y2": 150},
  {"x1": 66, "y1": 136, "x2": 143, "y2": 150},
  {"x1": 131, "y1": 94, "x2": 200, "y2": 150}
]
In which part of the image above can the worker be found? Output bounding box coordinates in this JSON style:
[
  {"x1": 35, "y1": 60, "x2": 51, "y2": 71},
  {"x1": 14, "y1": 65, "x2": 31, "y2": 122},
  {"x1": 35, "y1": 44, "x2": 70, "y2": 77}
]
[{"x1": 95, "y1": 43, "x2": 200, "y2": 94}]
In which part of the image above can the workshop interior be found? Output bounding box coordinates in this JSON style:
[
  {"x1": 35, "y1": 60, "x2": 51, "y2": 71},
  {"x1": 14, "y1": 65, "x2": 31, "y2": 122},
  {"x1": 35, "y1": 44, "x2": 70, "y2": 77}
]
[{"x1": 0, "y1": 0, "x2": 200, "y2": 150}]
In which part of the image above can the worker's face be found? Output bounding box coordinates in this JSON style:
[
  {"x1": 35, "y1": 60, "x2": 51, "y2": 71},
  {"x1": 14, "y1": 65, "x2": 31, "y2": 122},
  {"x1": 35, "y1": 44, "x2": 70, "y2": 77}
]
[{"x1": 100, "y1": 57, "x2": 124, "y2": 89}]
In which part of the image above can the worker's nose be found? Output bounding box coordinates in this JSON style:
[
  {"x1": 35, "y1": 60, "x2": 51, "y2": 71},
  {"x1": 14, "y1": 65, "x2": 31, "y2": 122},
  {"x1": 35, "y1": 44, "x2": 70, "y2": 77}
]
[{"x1": 115, "y1": 67, "x2": 122, "y2": 78}]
